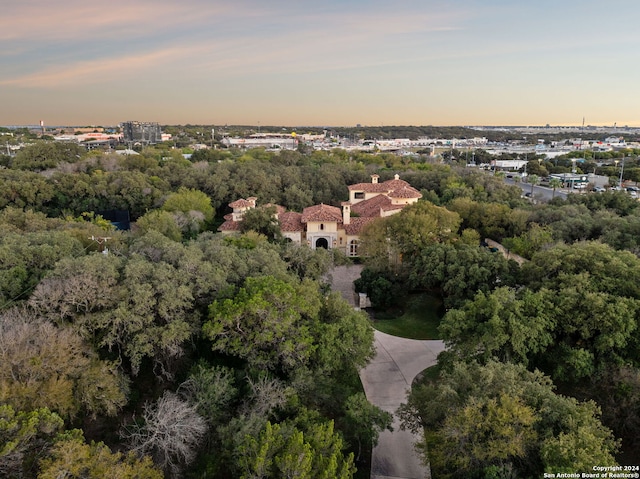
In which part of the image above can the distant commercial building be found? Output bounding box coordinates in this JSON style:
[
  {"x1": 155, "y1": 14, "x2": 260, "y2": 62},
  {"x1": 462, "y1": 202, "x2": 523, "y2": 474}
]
[
  {"x1": 549, "y1": 173, "x2": 589, "y2": 188},
  {"x1": 121, "y1": 121, "x2": 162, "y2": 145}
]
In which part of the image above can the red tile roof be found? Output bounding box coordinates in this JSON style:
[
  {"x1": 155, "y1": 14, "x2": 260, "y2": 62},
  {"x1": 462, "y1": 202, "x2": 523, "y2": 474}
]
[
  {"x1": 301, "y1": 203, "x2": 343, "y2": 223},
  {"x1": 344, "y1": 217, "x2": 376, "y2": 235},
  {"x1": 351, "y1": 194, "x2": 393, "y2": 218},
  {"x1": 348, "y1": 182, "x2": 391, "y2": 193},
  {"x1": 218, "y1": 219, "x2": 241, "y2": 231},
  {"x1": 229, "y1": 198, "x2": 255, "y2": 208},
  {"x1": 382, "y1": 179, "x2": 422, "y2": 199},
  {"x1": 279, "y1": 211, "x2": 304, "y2": 232}
]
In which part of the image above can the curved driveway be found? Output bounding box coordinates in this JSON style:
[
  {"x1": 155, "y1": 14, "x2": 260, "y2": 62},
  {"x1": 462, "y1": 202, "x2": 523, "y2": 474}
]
[
  {"x1": 329, "y1": 266, "x2": 445, "y2": 479},
  {"x1": 359, "y1": 331, "x2": 445, "y2": 479}
]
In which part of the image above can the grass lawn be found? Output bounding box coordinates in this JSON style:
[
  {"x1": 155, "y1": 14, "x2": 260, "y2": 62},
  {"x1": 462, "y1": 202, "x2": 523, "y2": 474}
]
[{"x1": 370, "y1": 293, "x2": 444, "y2": 340}]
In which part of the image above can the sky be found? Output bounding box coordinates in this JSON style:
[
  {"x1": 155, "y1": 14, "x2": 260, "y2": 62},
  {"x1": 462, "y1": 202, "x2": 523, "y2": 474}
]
[{"x1": 2, "y1": 0, "x2": 640, "y2": 127}]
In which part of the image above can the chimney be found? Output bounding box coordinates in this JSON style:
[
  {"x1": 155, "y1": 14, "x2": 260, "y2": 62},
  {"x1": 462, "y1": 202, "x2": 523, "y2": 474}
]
[
  {"x1": 371, "y1": 174, "x2": 379, "y2": 184},
  {"x1": 394, "y1": 174, "x2": 400, "y2": 180},
  {"x1": 341, "y1": 202, "x2": 351, "y2": 225}
]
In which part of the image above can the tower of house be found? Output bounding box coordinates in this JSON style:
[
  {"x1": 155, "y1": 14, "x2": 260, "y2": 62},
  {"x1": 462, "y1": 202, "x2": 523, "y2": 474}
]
[{"x1": 341, "y1": 202, "x2": 351, "y2": 225}]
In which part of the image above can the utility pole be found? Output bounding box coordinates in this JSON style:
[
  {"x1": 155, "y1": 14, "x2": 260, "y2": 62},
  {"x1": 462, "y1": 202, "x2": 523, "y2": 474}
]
[
  {"x1": 619, "y1": 156, "x2": 625, "y2": 189},
  {"x1": 89, "y1": 235, "x2": 112, "y2": 255}
]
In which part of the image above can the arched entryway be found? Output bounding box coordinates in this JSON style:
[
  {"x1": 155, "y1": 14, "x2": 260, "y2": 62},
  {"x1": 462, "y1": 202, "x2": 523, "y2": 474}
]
[{"x1": 315, "y1": 238, "x2": 329, "y2": 249}]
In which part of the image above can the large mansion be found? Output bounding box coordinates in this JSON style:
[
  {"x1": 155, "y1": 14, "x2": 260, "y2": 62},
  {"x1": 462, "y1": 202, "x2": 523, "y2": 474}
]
[{"x1": 219, "y1": 174, "x2": 422, "y2": 256}]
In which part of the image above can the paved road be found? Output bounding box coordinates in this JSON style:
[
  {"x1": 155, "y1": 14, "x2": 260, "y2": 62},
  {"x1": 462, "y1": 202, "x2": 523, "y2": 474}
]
[
  {"x1": 360, "y1": 332, "x2": 445, "y2": 479},
  {"x1": 505, "y1": 178, "x2": 568, "y2": 201}
]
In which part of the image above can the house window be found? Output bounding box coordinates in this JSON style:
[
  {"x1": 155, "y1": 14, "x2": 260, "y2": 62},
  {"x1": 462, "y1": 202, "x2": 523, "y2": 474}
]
[
  {"x1": 320, "y1": 223, "x2": 324, "y2": 230},
  {"x1": 354, "y1": 192, "x2": 365, "y2": 199},
  {"x1": 349, "y1": 240, "x2": 359, "y2": 257}
]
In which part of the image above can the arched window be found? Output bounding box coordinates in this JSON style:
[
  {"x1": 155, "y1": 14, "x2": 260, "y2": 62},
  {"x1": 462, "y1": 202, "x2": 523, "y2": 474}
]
[{"x1": 320, "y1": 223, "x2": 324, "y2": 231}]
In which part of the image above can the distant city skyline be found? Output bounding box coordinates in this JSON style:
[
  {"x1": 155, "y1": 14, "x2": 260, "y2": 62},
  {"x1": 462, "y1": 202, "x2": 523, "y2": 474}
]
[{"x1": 2, "y1": 1, "x2": 640, "y2": 127}]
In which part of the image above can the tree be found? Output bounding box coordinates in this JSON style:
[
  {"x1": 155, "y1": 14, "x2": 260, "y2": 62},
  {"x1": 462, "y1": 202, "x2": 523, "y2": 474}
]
[
  {"x1": 136, "y1": 209, "x2": 182, "y2": 241},
  {"x1": 161, "y1": 187, "x2": 214, "y2": 236},
  {"x1": 398, "y1": 360, "x2": 619, "y2": 478},
  {"x1": 0, "y1": 231, "x2": 83, "y2": 308},
  {"x1": 0, "y1": 310, "x2": 128, "y2": 420},
  {"x1": 522, "y1": 241, "x2": 640, "y2": 300},
  {"x1": 204, "y1": 276, "x2": 322, "y2": 373},
  {"x1": 38, "y1": 430, "x2": 163, "y2": 479},
  {"x1": 239, "y1": 205, "x2": 283, "y2": 242},
  {"x1": 528, "y1": 174, "x2": 540, "y2": 196},
  {"x1": 341, "y1": 393, "x2": 393, "y2": 461},
  {"x1": 408, "y1": 242, "x2": 514, "y2": 309},
  {"x1": 438, "y1": 286, "x2": 555, "y2": 366},
  {"x1": 353, "y1": 268, "x2": 402, "y2": 309},
  {"x1": 501, "y1": 223, "x2": 554, "y2": 259},
  {"x1": 122, "y1": 392, "x2": 207, "y2": 478},
  {"x1": 236, "y1": 421, "x2": 355, "y2": 479},
  {"x1": 0, "y1": 406, "x2": 63, "y2": 478},
  {"x1": 178, "y1": 362, "x2": 238, "y2": 425},
  {"x1": 358, "y1": 200, "x2": 461, "y2": 271},
  {"x1": 12, "y1": 141, "x2": 84, "y2": 171},
  {"x1": 28, "y1": 253, "x2": 122, "y2": 323},
  {"x1": 89, "y1": 253, "x2": 198, "y2": 378},
  {"x1": 549, "y1": 177, "x2": 562, "y2": 198}
]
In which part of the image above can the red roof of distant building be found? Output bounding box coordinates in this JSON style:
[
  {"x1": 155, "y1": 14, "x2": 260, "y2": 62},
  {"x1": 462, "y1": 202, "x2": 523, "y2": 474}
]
[
  {"x1": 344, "y1": 217, "x2": 376, "y2": 235},
  {"x1": 301, "y1": 204, "x2": 343, "y2": 223},
  {"x1": 218, "y1": 219, "x2": 241, "y2": 231},
  {"x1": 348, "y1": 183, "x2": 391, "y2": 193},
  {"x1": 351, "y1": 194, "x2": 393, "y2": 217},
  {"x1": 382, "y1": 178, "x2": 422, "y2": 199},
  {"x1": 229, "y1": 198, "x2": 255, "y2": 208},
  {"x1": 279, "y1": 211, "x2": 305, "y2": 232}
]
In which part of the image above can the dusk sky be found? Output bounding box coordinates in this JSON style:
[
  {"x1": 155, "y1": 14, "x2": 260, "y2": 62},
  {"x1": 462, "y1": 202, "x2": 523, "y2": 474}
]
[{"x1": 2, "y1": 1, "x2": 639, "y2": 127}]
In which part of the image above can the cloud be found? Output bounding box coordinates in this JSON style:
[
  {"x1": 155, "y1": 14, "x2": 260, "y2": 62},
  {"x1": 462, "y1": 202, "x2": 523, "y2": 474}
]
[
  {"x1": 0, "y1": 1, "x2": 230, "y2": 42},
  {"x1": 0, "y1": 47, "x2": 188, "y2": 88}
]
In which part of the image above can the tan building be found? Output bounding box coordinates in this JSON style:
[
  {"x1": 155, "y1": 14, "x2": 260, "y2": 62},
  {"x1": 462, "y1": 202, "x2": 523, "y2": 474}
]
[{"x1": 218, "y1": 174, "x2": 422, "y2": 256}]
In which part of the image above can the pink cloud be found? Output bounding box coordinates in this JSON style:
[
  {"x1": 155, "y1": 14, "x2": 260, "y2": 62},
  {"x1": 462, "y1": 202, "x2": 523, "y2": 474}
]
[
  {"x1": 0, "y1": 1, "x2": 229, "y2": 42},
  {"x1": 0, "y1": 47, "x2": 187, "y2": 87}
]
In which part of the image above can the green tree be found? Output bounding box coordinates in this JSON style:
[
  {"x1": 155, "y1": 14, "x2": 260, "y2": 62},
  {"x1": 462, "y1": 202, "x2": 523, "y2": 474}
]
[
  {"x1": 204, "y1": 276, "x2": 322, "y2": 372},
  {"x1": 0, "y1": 231, "x2": 83, "y2": 308},
  {"x1": 89, "y1": 253, "x2": 198, "y2": 377},
  {"x1": 12, "y1": 141, "x2": 84, "y2": 171},
  {"x1": 549, "y1": 177, "x2": 562, "y2": 198},
  {"x1": 438, "y1": 287, "x2": 555, "y2": 365},
  {"x1": 501, "y1": 223, "x2": 554, "y2": 259},
  {"x1": 136, "y1": 209, "x2": 182, "y2": 241},
  {"x1": 398, "y1": 360, "x2": 619, "y2": 478},
  {"x1": 0, "y1": 406, "x2": 64, "y2": 478},
  {"x1": 162, "y1": 187, "x2": 214, "y2": 236},
  {"x1": 38, "y1": 430, "x2": 162, "y2": 479},
  {"x1": 408, "y1": 242, "x2": 514, "y2": 308},
  {"x1": 358, "y1": 201, "x2": 461, "y2": 271},
  {"x1": 528, "y1": 174, "x2": 540, "y2": 196},
  {"x1": 237, "y1": 421, "x2": 355, "y2": 479},
  {"x1": 239, "y1": 205, "x2": 284, "y2": 242},
  {"x1": 178, "y1": 362, "x2": 238, "y2": 425},
  {"x1": 341, "y1": 393, "x2": 392, "y2": 461}
]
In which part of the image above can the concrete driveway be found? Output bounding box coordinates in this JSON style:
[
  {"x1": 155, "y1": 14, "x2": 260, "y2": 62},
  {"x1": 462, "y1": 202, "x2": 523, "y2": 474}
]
[
  {"x1": 360, "y1": 331, "x2": 445, "y2": 479},
  {"x1": 329, "y1": 266, "x2": 445, "y2": 479}
]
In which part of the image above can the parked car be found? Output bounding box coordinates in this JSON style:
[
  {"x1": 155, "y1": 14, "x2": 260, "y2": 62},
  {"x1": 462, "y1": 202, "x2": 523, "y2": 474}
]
[{"x1": 593, "y1": 186, "x2": 606, "y2": 193}]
